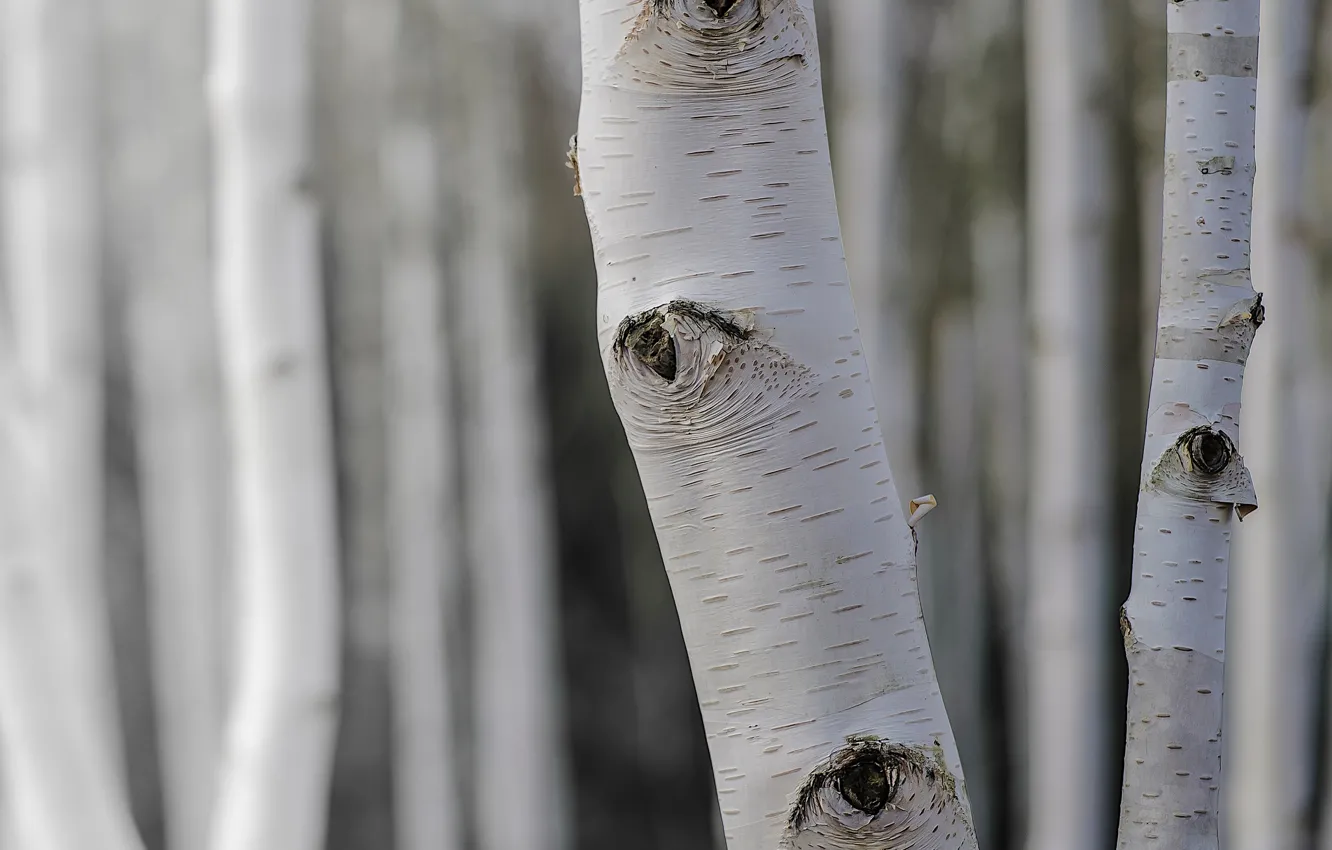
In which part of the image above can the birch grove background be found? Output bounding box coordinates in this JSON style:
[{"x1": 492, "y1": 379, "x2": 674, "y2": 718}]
[{"x1": 0, "y1": 0, "x2": 1330, "y2": 848}]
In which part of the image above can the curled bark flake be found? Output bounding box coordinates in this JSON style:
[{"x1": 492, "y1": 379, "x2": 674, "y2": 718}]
[
  {"x1": 784, "y1": 738, "x2": 973, "y2": 849},
  {"x1": 1147, "y1": 426, "x2": 1257, "y2": 516}
]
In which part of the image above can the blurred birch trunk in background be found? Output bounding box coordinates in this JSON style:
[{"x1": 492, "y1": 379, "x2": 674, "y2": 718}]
[
  {"x1": 1232, "y1": 0, "x2": 1328, "y2": 846},
  {"x1": 382, "y1": 0, "x2": 463, "y2": 846},
  {"x1": 1026, "y1": 0, "x2": 1117, "y2": 846},
  {"x1": 457, "y1": 6, "x2": 569, "y2": 849},
  {"x1": 0, "y1": 1, "x2": 143, "y2": 847},
  {"x1": 208, "y1": 0, "x2": 342, "y2": 844},
  {"x1": 312, "y1": 0, "x2": 397, "y2": 843},
  {"x1": 101, "y1": 1, "x2": 230, "y2": 847}
]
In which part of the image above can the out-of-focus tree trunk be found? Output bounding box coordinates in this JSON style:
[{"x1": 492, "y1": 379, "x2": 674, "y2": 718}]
[
  {"x1": 456, "y1": 10, "x2": 570, "y2": 848},
  {"x1": 381, "y1": 0, "x2": 463, "y2": 847},
  {"x1": 101, "y1": 1, "x2": 230, "y2": 846},
  {"x1": 207, "y1": 0, "x2": 342, "y2": 845},
  {"x1": 1025, "y1": 0, "x2": 1117, "y2": 846},
  {"x1": 311, "y1": 0, "x2": 397, "y2": 844},
  {"x1": 1232, "y1": 0, "x2": 1326, "y2": 847},
  {"x1": 829, "y1": 0, "x2": 920, "y2": 499},
  {"x1": 0, "y1": 2, "x2": 141, "y2": 847}
]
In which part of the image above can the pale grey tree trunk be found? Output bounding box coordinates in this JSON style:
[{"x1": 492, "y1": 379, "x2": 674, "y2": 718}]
[
  {"x1": 100, "y1": 2, "x2": 230, "y2": 847},
  {"x1": 829, "y1": 0, "x2": 920, "y2": 499},
  {"x1": 1025, "y1": 0, "x2": 1116, "y2": 846},
  {"x1": 1230, "y1": 0, "x2": 1325, "y2": 846},
  {"x1": 458, "y1": 10, "x2": 570, "y2": 850},
  {"x1": 382, "y1": 0, "x2": 463, "y2": 846},
  {"x1": 1117, "y1": 1, "x2": 1262, "y2": 847},
  {"x1": 207, "y1": 0, "x2": 342, "y2": 846},
  {"x1": 0, "y1": 3, "x2": 141, "y2": 847}
]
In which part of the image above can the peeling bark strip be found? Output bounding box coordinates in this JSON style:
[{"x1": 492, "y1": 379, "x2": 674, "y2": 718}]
[
  {"x1": 1117, "y1": 0, "x2": 1261, "y2": 847},
  {"x1": 576, "y1": 2, "x2": 976, "y2": 848}
]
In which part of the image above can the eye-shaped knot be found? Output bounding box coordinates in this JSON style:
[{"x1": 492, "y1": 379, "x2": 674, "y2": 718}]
[
  {"x1": 1186, "y1": 428, "x2": 1232, "y2": 476},
  {"x1": 1147, "y1": 425, "x2": 1257, "y2": 516}
]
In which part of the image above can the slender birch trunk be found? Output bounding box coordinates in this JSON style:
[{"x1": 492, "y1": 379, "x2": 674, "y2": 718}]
[
  {"x1": 1117, "y1": 1, "x2": 1261, "y2": 846},
  {"x1": 207, "y1": 0, "x2": 342, "y2": 847},
  {"x1": 382, "y1": 1, "x2": 463, "y2": 844},
  {"x1": 1231, "y1": 0, "x2": 1324, "y2": 845},
  {"x1": 101, "y1": 2, "x2": 230, "y2": 846},
  {"x1": 575, "y1": 3, "x2": 976, "y2": 847},
  {"x1": 459, "y1": 18, "x2": 570, "y2": 850},
  {"x1": 1026, "y1": 0, "x2": 1117, "y2": 846},
  {"x1": 0, "y1": 3, "x2": 142, "y2": 847}
]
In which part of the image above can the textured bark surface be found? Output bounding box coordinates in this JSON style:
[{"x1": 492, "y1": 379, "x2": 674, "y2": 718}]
[
  {"x1": 577, "y1": 2, "x2": 975, "y2": 847},
  {"x1": 1118, "y1": 1, "x2": 1261, "y2": 846}
]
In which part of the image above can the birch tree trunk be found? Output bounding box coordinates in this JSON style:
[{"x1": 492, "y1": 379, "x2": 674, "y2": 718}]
[
  {"x1": 207, "y1": 0, "x2": 342, "y2": 846},
  {"x1": 1230, "y1": 0, "x2": 1325, "y2": 845},
  {"x1": 101, "y1": 2, "x2": 230, "y2": 846},
  {"x1": 1025, "y1": 0, "x2": 1117, "y2": 846},
  {"x1": 575, "y1": 2, "x2": 976, "y2": 847},
  {"x1": 0, "y1": 3, "x2": 142, "y2": 847},
  {"x1": 1117, "y1": 1, "x2": 1261, "y2": 846},
  {"x1": 459, "y1": 15, "x2": 570, "y2": 850},
  {"x1": 382, "y1": 0, "x2": 462, "y2": 844}
]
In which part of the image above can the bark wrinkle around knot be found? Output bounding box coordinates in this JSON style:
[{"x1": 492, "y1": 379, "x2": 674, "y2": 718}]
[
  {"x1": 783, "y1": 738, "x2": 975, "y2": 849},
  {"x1": 1148, "y1": 425, "x2": 1257, "y2": 517},
  {"x1": 608, "y1": 300, "x2": 814, "y2": 458}
]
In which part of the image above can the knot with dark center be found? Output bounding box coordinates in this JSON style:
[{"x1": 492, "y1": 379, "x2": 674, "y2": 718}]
[
  {"x1": 1186, "y1": 428, "x2": 1233, "y2": 476},
  {"x1": 705, "y1": 0, "x2": 740, "y2": 16},
  {"x1": 836, "y1": 754, "x2": 893, "y2": 817},
  {"x1": 623, "y1": 314, "x2": 677, "y2": 382}
]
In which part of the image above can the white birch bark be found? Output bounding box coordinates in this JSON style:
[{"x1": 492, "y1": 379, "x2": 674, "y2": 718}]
[
  {"x1": 829, "y1": 0, "x2": 920, "y2": 499},
  {"x1": 382, "y1": 3, "x2": 463, "y2": 841},
  {"x1": 0, "y1": 3, "x2": 142, "y2": 847},
  {"x1": 1117, "y1": 2, "x2": 1261, "y2": 847},
  {"x1": 1025, "y1": 0, "x2": 1116, "y2": 845},
  {"x1": 575, "y1": 2, "x2": 976, "y2": 847},
  {"x1": 459, "y1": 21, "x2": 570, "y2": 850},
  {"x1": 101, "y1": 2, "x2": 231, "y2": 846},
  {"x1": 207, "y1": 0, "x2": 342, "y2": 846},
  {"x1": 1230, "y1": 0, "x2": 1323, "y2": 845}
]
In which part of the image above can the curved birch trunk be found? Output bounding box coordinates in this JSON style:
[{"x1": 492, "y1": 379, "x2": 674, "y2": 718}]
[
  {"x1": 207, "y1": 0, "x2": 342, "y2": 847},
  {"x1": 575, "y1": 2, "x2": 976, "y2": 847},
  {"x1": 1025, "y1": 0, "x2": 1116, "y2": 844},
  {"x1": 1230, "y1": 0, "x2": 1323, "y2": 845},
  {"x1": 0, "y1": 2, "x2": 141, "y2": 847},
  {"x1": 102, "y1": 1, "x2": 231, "y2": 845},
  {"x1": 1117, "y1": 1, "x2": 1261, "y2": 846}
]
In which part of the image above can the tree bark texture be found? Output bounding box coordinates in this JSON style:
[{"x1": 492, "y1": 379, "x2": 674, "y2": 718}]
[{"x1": 576, "y1": 3, "x2": 977, "y2": 848}]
